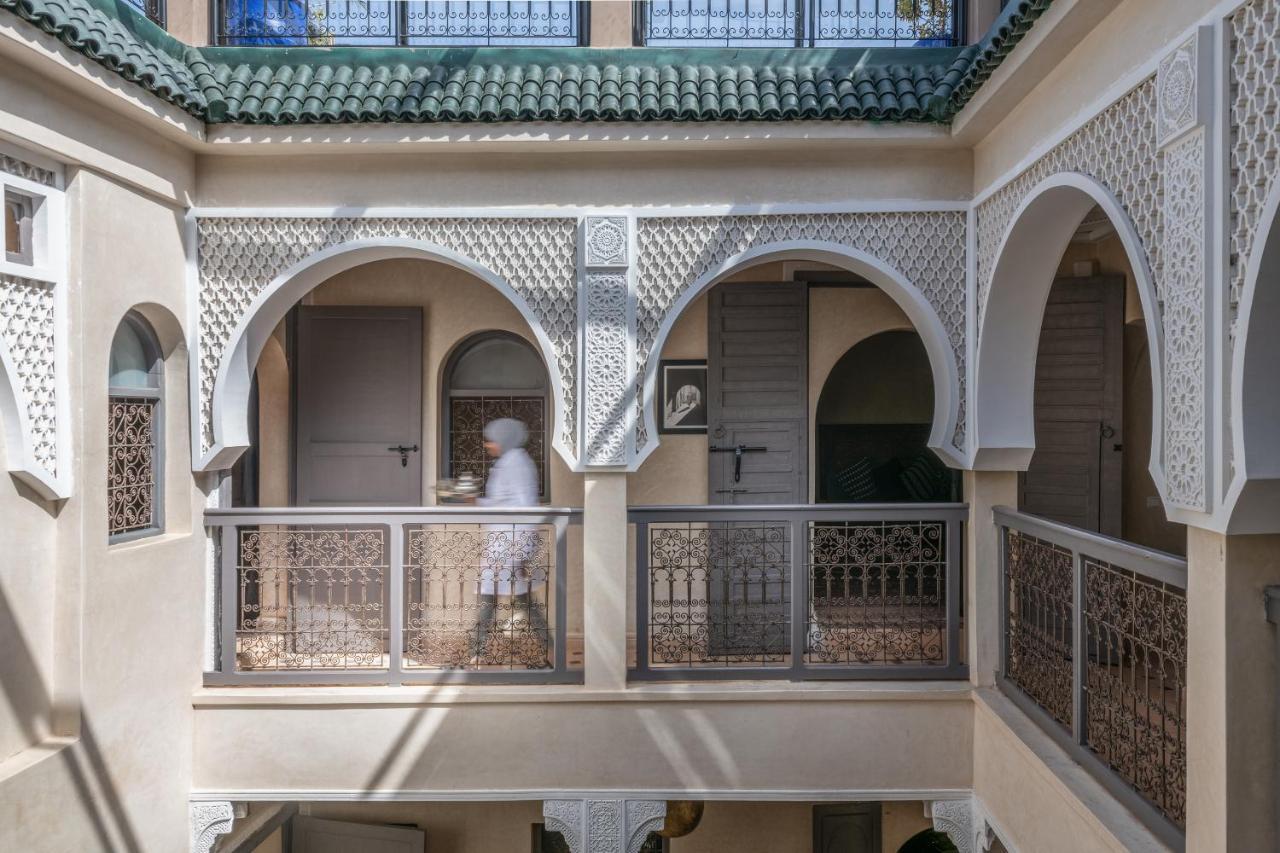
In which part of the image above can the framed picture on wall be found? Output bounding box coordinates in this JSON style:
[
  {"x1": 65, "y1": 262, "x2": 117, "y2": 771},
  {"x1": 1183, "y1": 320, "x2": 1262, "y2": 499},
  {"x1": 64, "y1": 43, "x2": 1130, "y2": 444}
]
[{"x1": 657, "y1": 360, "x2": 708, "y2": 434}]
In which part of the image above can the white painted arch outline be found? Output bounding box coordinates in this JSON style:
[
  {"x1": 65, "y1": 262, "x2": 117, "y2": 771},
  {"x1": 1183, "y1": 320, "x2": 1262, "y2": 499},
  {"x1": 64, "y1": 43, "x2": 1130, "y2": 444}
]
[
  {"x1": 1225, "y1": 183, "x2": 1280, "y2": 533},
  {"x1": 196, "y1": 238, "x2": 575, "y2": 473},
  {"x1": 972, "y1": 172, "x2": 1167, "y2": 503},
  {"x1": 636, "y1": 240, "x2": 964, "y2": 470}
]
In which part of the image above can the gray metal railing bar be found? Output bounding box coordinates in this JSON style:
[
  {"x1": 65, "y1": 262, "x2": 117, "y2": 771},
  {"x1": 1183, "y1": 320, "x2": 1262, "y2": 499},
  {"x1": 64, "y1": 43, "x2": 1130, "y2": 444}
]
[
  {"x1": 992, "y1": 506, "x2": 1187, "y2": 589},
  {"x1": 206, "y1": 505, "x2": 582, "y2": 522},
  {"x1": 630, "y1": 503, "x2": 968, "y2": 522}
]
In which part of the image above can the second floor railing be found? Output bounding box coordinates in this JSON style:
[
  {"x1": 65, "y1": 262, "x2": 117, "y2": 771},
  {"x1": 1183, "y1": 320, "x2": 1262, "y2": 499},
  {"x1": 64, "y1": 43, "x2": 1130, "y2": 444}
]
[
  {"x1": 996, "y1": 507, "x2": 1187, "y2": 842},
  {"x1": 630, "y1": 503, "x2": 968, "y2": 681},
  {"x1": 635, "y1": 0, "x2": 962, "y2": 47},
  {"x1": 205, "y1": 506, "x2": 582, "y2": 685},
  {"x1": 214, "y1": 0, "x2": 587, "y2": 46}
]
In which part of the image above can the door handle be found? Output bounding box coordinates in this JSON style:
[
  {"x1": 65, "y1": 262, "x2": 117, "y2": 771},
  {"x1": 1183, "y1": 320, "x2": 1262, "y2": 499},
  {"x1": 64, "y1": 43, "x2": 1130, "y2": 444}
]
[
  {"x1": 387, "y1": 444, "x2": 419, "y2": 467},
  {"x1": 709, "y1": 444, "x2": 767, "y2": 483}
]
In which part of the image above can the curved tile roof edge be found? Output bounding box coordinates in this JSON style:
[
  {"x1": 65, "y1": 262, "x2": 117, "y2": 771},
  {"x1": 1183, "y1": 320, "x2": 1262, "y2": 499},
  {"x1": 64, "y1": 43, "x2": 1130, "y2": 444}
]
[{"x1": 0, "y1": 0, "x2": 1053, "y2": 125}]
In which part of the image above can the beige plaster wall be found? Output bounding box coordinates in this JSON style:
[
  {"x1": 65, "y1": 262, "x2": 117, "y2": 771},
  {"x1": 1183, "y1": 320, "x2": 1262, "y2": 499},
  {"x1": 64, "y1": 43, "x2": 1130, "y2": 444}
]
[
  {"x1": 971, "y1": 0, "x2": 1212, "y2": 193},
  {"x1": 195, "y1": 148, "x2": 973, "y2": 209},
  {"x1": 588, "y1": 0, "x2": 634, "y2": 46},
  {"x1": 193, "y1": 691, "x2": 975, "y2": 794},
  {"x1": 0, "y1": 167, "x2": 206, "y2": 853}
]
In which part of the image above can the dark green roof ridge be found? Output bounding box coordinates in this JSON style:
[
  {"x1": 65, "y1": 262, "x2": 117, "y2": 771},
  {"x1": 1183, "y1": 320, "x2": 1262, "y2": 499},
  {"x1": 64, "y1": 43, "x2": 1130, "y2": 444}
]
[{"x1": 0, "y1": 0, "x2": 1054, "y2": 125}]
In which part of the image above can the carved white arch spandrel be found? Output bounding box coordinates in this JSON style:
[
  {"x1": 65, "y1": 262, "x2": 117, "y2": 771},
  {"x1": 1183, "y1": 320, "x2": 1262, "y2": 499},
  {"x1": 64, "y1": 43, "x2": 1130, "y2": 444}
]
[
  {"x1": 636, "y1": 240, "x2": 964, "y2": 470},
  {"x1": 972, "y1": 173, "x2": 1167, "y2": 504},
  {"x1": 197, "y1": 238, "x2": 576, "y2": 472},
  {"x1": 1226, "y1": 182, "x2": 1280, "y2": 533}
]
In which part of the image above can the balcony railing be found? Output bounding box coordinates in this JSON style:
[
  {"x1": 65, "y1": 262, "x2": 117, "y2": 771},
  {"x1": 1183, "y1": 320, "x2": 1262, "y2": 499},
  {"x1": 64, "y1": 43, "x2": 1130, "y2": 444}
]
[
  {"x1": 214, "y1": 0, "x2": 587, "y2": 46},
  {"x1": 205, "y1": 506, "x2": 581, "y2": 685},
  {"x1": 996, "y1": 507, "x2": 1187, "y2": 841},
  {"x1": 634, "y1": 0, "x2": 962, "y2": 47},
  {"x1": 630, "y1": 503, "x2": 967, "y2": 681}
]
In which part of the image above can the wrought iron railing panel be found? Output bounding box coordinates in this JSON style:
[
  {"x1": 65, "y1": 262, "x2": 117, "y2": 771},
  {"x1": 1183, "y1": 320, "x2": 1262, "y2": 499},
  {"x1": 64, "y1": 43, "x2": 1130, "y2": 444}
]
[
  {"x1": 1003, "y1": 528, "x2": 1074, "y2": 730},
  {"x1": 807, "y1": 520, "x2": 947, "y2": 666},
  {"x1": 216, "y1": 0, "x2": 585, "y2": 46},
  {"x1": 636, "y1": 0, "x2": 961, "y2": 47},
  {"x1": 206, "y1": 507, "x2": 580, "y2": 684},
  {"x1": 1083, "y1": 557, "x2": 1187, "y2": 829},
  {"x1": 632, "y1": 504, "x2": 966, "y2": 681},
  {"x1": 996, "y1": 507, "x2": 1188, "y2": 837},
  {"x1": 404, "y1": 522, "x2": 555, "y2": 670},
  {"x1": 108, "y1": 396, "x2": 158, "y2": 537},
  {"x1": 122, "y1": 0, "x2": 165, "y2": 27}
]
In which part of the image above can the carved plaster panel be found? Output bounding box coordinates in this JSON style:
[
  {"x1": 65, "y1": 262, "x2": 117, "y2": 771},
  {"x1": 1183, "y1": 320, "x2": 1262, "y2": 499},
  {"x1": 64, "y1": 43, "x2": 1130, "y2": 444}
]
[
  {"x1": 195, "y1": 216, "x2": 579, "y2": 455},
  {"x1": 1157, "y1": 35, "x2": 1202, "y2": 146},
  {"x1": 634, "y1": 212, "x2": 967, "y2": 450},
  {"x1": 0, "y1": 153, "x2": 56, "y2": 187},
  {"x1": 583, "y1": 270, "x2": 631, "y2": 466},
  {"x1": 585, "y1": 216, "x2": 629, "y2": 267},
  {"x1": 929, "y1": 799, "x2": 975, "y2": 853},
  {"x1": 1161, "y1": 129, "x2": 1209, "y2": 510},
  {"x1": 190, "y1": 801, "x2": 234, "y2": 853},
  {"x1": 542, "y1": 799, "x2": 666, "y2": 853},
  {"x1": 0, "y1": 273, "x2": 57, "y2": 474},
  {"x1": 975, "y1": 79, "x2": 1162, "y2": 332}
]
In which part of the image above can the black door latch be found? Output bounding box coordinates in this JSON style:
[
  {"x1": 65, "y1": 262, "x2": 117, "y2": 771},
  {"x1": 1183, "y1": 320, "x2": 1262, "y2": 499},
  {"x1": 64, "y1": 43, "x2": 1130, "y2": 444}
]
[
  {"x1": 709, "y1": 444, "x2": 767, "y2": 483},
  {"x1": 387, "y1": 444, "x2": 419, "y2": 467}
]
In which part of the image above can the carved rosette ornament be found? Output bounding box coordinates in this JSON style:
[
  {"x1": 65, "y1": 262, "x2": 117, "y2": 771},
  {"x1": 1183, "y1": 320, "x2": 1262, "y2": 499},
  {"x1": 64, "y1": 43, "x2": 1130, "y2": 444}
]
[
  {"x1": 543, "y1": 799, "x2": 666, "y2": 853},
  {"x1": 190, "y1": 801, "x2": 234, "y2": 853},
  {"x1": 1156, "y1": 28, "x2": 1213, "y2": 512},
  {"x1": 579, "y1": 216, "x2": 636, "y2": 467}
]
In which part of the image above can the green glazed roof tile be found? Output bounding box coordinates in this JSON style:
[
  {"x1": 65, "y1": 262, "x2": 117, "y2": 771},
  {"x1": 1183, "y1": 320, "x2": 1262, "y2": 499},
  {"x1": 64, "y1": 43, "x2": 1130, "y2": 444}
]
[{"x1": 0, "y1": 0, "x2": 1053, "y2": 125}]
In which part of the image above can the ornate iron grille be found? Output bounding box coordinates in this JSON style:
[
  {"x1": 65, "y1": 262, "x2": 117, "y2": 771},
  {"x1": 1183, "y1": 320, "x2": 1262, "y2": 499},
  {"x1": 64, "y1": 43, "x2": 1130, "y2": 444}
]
[
  {"x1": 1084, "y1": 558, "x2": 1187, "y2": 829},
  {"x1": 449, "y1": 396, "x2": 547, "y2": 497},
  {"x1": 997, "y1": 508, "x2": 1188, "y2": 838},
  {"x1": 404, "y1": 523, "x2": 555, "y2": 670},
  {"x1": 1003, "y1": 528, "x2": 1075, "y2": 730},
  {"x1": 122, "y1": 0, "x2": 165, "y2": 27},
  {"x1": 234, "y1": 525, "x2": 389, "y2": 670},
  {"x1": 636, "y1": 0, "x2": 961, "y2": 46},
  {"x1": 807, "y1": 520, "x2": 946, "y2": 666},
  {"x1": 108, "y1": 397, "x2": 158, "y2": 536},
  {"x1": 645, "y1": 521, "x2": 793, "y2": 668},
  {"x1": 632, "y1": 504, "x2": 966, "y2": 679},
  {"x1": 216, "y1": 0, "x2": 585, "y2": 45}
]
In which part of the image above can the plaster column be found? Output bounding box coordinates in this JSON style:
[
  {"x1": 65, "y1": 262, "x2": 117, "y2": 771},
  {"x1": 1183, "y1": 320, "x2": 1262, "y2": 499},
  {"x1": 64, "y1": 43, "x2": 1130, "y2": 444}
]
[
  {"x1": 1185, "y1": 528, "x2": 1280, "y2": 852},
  {"x1": 588, "y1": 0, "x2": 634, "y2": 47},
  {"x1": 964, "y1": 470, "x2": 1017, "y2": 687},
  {"x1": 583, "y1": 472, "x2": 629, "y2": 690}
]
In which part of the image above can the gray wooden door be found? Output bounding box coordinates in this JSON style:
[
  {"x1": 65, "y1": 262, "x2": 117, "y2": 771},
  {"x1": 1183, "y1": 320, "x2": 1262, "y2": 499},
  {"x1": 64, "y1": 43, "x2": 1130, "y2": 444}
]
[
  {"x1": 707, "y1": 282, "x2": 808, "y2": 505},
  {"x1": 1020, "y1": 276, "x2": 1124, "y2": 535},
  {"x1": 295, "y1": 306, "x2": 423, "y2": 506},
  {"x1": 290, "y1": 816, "x2": 423, "y2": 853},
  {"x1": 812, "y1": 803, "x2": 881, "y2": 853}
]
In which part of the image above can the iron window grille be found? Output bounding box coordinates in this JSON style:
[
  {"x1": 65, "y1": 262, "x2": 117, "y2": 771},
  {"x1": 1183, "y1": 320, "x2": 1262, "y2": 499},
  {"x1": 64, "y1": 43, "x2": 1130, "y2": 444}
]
[
  {"x1": 123, "y1": 0, "x2": 166, "y2": 28},
  {"x1": 108, "y1": 313, "x2": 164, "y2": 542},
  {"x1": 214, "y1": 0, "x2": 589, "y2": 46},
  {"x1": 633, "y1": 0, "x2": 963, "y2": 47}
]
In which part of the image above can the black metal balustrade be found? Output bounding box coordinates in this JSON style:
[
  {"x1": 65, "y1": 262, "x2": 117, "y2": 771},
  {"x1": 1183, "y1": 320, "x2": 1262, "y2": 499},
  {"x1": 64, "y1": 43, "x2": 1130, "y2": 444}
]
[
  {"x1": 635, "y1": 0, "x2": 962, "y2": 46},
  {"x1": 215, "y1": 0, "x2": 587, "y2": 46},
  {"x1": 996, "y1": 507, "x2": 1187, "y2": 840},
  {"x1": 205, "y1": 506, "x2": 581, "y2": 684},
  {"x1": 124, "y1": 0, "x2": 165, "y2": 27},
  {"x1": 630, "y1": 503, "x2": 967, "y2": 680}
]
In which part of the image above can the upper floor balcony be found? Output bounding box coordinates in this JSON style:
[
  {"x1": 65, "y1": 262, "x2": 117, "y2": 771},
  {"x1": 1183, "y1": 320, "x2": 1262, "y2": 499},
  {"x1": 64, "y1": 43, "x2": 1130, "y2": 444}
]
[{"x1": 200, "y1": 0, "x2": 965, "y2": 49}]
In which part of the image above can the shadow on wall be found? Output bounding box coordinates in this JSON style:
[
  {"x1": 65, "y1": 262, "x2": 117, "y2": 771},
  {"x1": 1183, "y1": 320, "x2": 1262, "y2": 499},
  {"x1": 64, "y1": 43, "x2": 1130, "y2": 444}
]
[{"x1": 0, "y1": 579, "x2": 143, "y2": 851}]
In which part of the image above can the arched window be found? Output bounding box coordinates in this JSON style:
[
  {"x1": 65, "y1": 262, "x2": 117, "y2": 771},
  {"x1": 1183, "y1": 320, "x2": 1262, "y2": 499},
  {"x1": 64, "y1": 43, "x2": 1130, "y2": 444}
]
[
  {"x1": 108, "y1": 312, "x2": 163, "y2": 539},
  {"x1": 443, "y1": 332, "x2": 548, "y2": 497}
]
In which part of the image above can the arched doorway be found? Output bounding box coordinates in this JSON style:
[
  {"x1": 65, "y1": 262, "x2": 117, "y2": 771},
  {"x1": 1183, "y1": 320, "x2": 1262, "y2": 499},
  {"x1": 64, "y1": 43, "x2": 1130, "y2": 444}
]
[{"x1": 815, "y1": 331, "x2": 959, "y2": 504}]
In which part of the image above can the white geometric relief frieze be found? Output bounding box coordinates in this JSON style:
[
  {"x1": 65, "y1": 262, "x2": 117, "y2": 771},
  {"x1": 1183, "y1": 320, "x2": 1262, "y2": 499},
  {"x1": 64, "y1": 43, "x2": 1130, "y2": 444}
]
[
  {"x1": 196, "y1": 216, "x2": 579, "y2": 455},
  {"x1": 0, "y1": 273, "x2": 57, "y2": 475},
  {"x1": 583, "y1": 270, "x2": 631, "y2": 466},
  {"x1": 585, "y1": 216, "x2": 629, "y2": 267},
  {"x1": 1161, "y1": 130, "x2": 1209, "y2": 511},
  {"x1": 1157, "y1": 34, "x2": 1203, "y2": 146}
]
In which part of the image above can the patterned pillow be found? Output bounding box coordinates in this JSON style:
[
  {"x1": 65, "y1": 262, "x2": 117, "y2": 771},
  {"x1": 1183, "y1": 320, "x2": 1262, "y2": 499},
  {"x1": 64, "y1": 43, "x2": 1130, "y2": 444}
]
[
  {"x1": 834, "y1": 458, "x2": 878, "y2": 501},
  {"x1": 900, "y1": 453, "x2": 948, "y2": 502}
]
